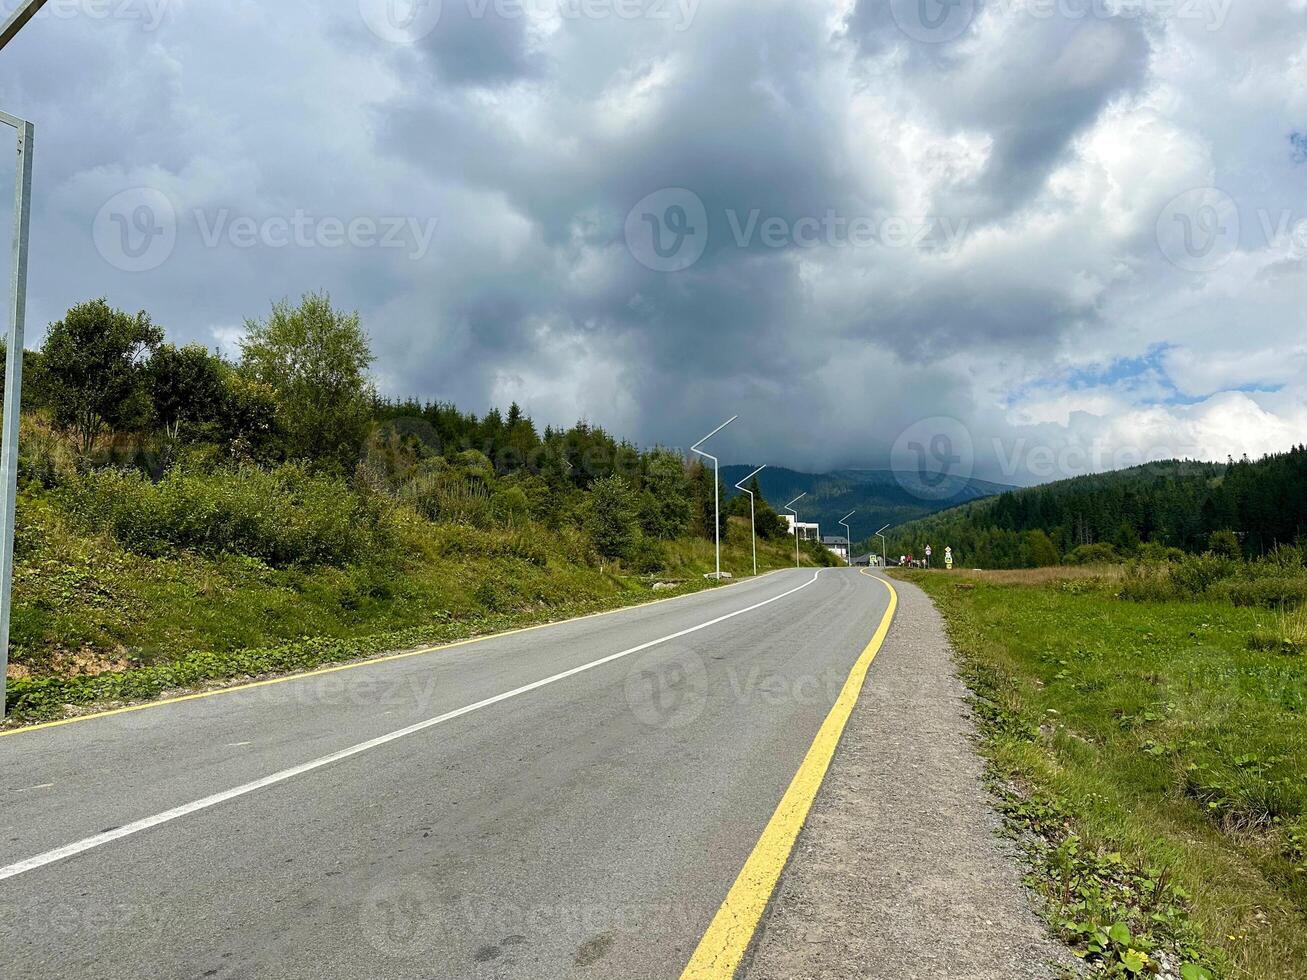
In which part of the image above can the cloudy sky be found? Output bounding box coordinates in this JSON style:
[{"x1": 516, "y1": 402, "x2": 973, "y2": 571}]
[{"x1": 0, "y1": 0, "x2": 1303, "y2": 484}]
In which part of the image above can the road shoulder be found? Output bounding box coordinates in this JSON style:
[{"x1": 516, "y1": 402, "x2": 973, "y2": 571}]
[{"x1": 742, "y1": 573, "x2": 1076, "y2": 980}]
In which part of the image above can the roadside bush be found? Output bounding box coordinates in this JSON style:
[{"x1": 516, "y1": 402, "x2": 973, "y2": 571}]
[
  {"x1": 58, "y1": 463, "x2": 397, "y2": 567},
  {"x1": 630, "y1": 535, "x2": 666, "y2": 574},
  {"x1": 398, "y1": 453, "x2": 514, "y2": 529}
]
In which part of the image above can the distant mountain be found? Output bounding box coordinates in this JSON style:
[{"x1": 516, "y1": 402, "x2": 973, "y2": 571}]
[{"x1": 721, "y1": 466, "x2": 1017, "y2": 541}]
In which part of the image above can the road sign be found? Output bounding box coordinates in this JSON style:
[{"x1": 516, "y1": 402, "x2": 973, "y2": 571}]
[
  {"x1": 945, "y1": 546, "x2": 954, "y2": 570},
  {"x1": 925, "y1": 546, "x2": 932, "y2": 556}
]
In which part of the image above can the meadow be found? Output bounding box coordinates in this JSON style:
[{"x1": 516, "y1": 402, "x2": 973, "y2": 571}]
[{"x1": 900, "y1": 562, "x2": 1306, "y2": 979}]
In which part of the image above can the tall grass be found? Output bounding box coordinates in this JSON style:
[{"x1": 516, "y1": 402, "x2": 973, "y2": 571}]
[{"x1": 1120, "y1": 553, "x2": 1307, "y2": 609}]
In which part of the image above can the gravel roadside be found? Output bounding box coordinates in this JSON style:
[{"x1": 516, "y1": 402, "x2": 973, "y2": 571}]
[{"x1": 742, "y1": 572, "x2": 1077, "y2": 980}]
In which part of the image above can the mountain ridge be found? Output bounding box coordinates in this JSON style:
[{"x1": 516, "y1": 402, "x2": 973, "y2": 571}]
[{"x1": 721, "y1": 465, "x2": 1018, "y2": 542}]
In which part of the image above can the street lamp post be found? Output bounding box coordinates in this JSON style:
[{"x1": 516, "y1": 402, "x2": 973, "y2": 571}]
[
  {"x1": 0, "y1": 107, "x2": 36, "y2": 720},
  {"x1": 691, "y1": 416, "x2": 738, "y2": 582},
  {"x1": 875, "y1": 523, "x2": 891, "y2": 569},
  {"x1": 733, "y1": 465, "x2": 766, "y2": 578},
  {"x1": 784, "y1": 493, "x2": 806, "y2": 569},
  {"x1": 839, "y1": 510, "x2": 856, "y2": 568},
  {"x1": 0, "y1": 0, "x2": 52, "y2": 52}
]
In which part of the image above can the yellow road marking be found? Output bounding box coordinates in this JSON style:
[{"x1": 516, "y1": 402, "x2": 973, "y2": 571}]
[
  {"x1": 1, "y1": 568, "x2": 790, "y2": 739},
  {"x1": 679, "y1": 568, "x2": 898, "y2": 980}
]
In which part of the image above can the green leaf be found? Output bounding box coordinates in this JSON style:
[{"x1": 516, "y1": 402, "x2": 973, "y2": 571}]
[
  {"x1": 1121, "y1": 949, "x2": 1148, "y2": 973},
  {"x1": 1108, "y1": 922, "x2": 1132, "y2": 947},
  {"x1": 1180, "y1": 965, "x2": 1213, "y2": 980}
]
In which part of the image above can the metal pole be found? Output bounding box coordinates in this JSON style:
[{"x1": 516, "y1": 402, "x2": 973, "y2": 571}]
[
  {"x1": 839, "y1": 510, "x2": 856, "y2": 568},
  {"x1": 875, "y1": 523, "x2": 890, "y2": 569},
  {"x1": 0, "y1": 0, "x2": 52, "y2": 53},
  {"x1": 785, "y1": 493, "x2": 806, "y2": 569},
  {"x1": 734, "y1": 465, "x2": 766, "y2": 578},
  {"x1": 0, "y1": 112, "x2": 34, "y2": 719},
  {"x1": 691, "y1": 415, "x2": 738, "y2": 581}
]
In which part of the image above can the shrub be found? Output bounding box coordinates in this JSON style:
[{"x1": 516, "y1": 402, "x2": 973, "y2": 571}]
[
  {"x1": 1215, "y1": 576, "x2": 1307, "y2": 610},
  {"x1": 1265, "y1": 544, "x2": 1306, "y2": 570},
  {"x1": 1136, "y1": 542, "x2": 1186, "y2": 563},
  {"x1": 1066, "y1": 543, "x2": 1119, "y2": 565},
  {"x1": 1170, "y1": 553, "x2": 1240, "y2": 597},
  {"x1": 1118, "y1": 562, "x2": 1180, "y2": 603},
  {"x1": 58, "y1": 463, "x2": 397, "y2": 567},
  {"x1": 630, "y1": 535, "x2": 666, "y2": 574}
]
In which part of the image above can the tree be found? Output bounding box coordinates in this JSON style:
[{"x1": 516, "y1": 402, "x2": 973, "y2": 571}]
[
  {"x1": 586, "y1": 475, "x2": 639, "y2": 560},
  {"x1": 39, "y1": 299, "x2": 163, "y2": 453},
  {"x1": 687, "y1": 460, "x2": 721, "y2": 540},
  {"x1": 1023, "y1": 529, "x2": 1060, "y2": 567},
  {"x1": 148, "y1": 343, "x2": 228, "y2": 438},
  {"x1": 219, "y1": 372, "x2": 279, "y2": 460},
  {"x1": 1208, "y1": 529, "x2": 1242, "y2": 560},
  {"x1": 748, "y1": 477, "x2": 788, "y2": 539},
  {"x1": 639, "y1": 449, "x2": 691, "y2": 539},
  {"x1": 240, "y1": 293, "x2": 375, "y2": 472}
]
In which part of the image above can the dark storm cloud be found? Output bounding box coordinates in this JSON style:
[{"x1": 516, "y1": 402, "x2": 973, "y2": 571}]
[
  {"x1": 416, "y1": 1, "x2": 544, "y2": 85},
  {"x1": 0, "y1": 0, "x2": 1302, "y2": 479}
]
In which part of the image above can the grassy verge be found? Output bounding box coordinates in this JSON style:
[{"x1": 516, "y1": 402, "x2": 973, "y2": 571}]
[
  {"x1": 895, "y1": 567, "x2": 1305, "y2": 980},
  {"x1": 5, "y1": 509, "x2": 820, "y2": 724}
]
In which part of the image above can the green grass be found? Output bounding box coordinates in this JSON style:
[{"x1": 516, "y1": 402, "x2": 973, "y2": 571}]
[
  {"x1": 5, "y1": 506, "x2": 823, "y2": 722},
  {"x1": 898, "y1": 567, "x2": 1306, "y2": 980}
]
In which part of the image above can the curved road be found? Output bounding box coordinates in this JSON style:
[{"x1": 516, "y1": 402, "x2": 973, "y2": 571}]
[{"x1": 0, "y1": 567, "x2": 894, "y2": 979}]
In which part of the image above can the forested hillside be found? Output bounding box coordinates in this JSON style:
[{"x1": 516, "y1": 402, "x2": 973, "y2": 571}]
[
  {"x1": 885, "y1": 451, "x2": 1307, "y2": 568},
  {"x1": 3, "y1": 294, "x2": 835, "y2": 719},
  {"x1": 722, "y1": 465, "x2": 1015, "y2": 537}
]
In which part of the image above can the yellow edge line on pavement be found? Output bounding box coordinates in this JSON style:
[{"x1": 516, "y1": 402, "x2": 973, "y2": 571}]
[
  {"x1": 679, "y1": 568, "x2": 898, "y2": 980},
  {"x1": 1, "y1": 568, "x2": 791, "y2": 740}
]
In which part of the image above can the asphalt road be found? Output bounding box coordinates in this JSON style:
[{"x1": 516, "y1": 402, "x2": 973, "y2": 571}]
[{"x1": 0, "y1": 566, "x2": 893, "y2": 979}]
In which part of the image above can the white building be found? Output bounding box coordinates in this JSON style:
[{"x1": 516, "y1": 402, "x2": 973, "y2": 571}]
[
  {"x1": 822, "y1": 536, "x2": 849, "y2": 561},
  {"x1": 784, "y1": 514, "x2": 821, "y2": 541}
]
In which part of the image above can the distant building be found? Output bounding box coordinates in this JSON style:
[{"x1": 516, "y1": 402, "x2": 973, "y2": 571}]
[
  {"x1": 822, "y1": 535, "x2": 849, "y2": 561},
  {"x1": 784, "y1": 514, "x2": 821, "y2": 542}
]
